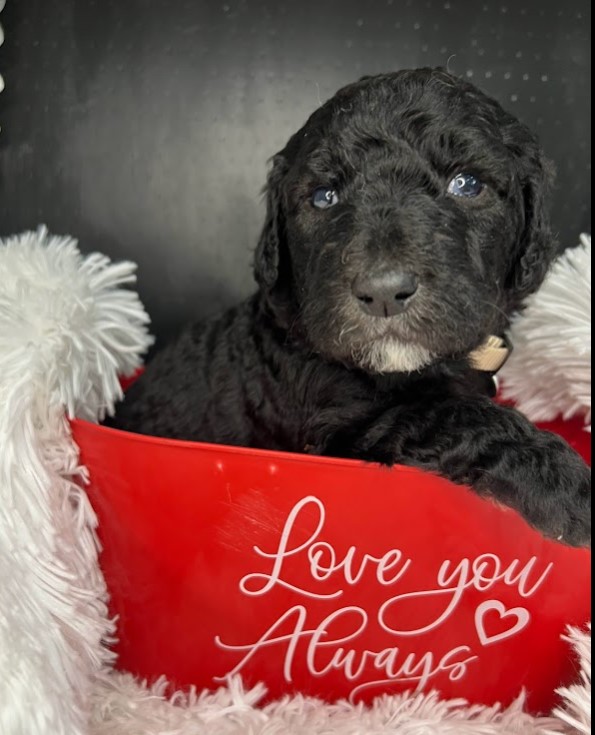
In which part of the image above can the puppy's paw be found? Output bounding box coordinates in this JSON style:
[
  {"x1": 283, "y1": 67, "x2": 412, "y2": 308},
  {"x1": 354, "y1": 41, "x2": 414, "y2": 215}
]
[
  {"x1": 492, "y1": 435, "x2": 591, "y2": 548},
  {"x1": 535, "y1": 446, "x2": 591, "y2": 548}
]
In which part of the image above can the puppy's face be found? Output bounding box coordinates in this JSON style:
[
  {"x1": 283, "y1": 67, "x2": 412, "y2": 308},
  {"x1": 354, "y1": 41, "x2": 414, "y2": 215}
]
[{"x1": 255, "y1": 69, "x2": 555, "y2": 373}]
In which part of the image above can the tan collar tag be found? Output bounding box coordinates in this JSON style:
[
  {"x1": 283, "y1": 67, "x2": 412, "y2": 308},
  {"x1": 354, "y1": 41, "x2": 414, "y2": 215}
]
[{"x1": 469, "y1": 335, "x2": 511, "y2": 373}]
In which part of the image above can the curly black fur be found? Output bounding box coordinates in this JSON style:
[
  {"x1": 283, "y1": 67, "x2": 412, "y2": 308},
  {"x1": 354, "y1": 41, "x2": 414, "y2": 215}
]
[{"x1": 110, "y1": 69, "x2": 591, "y2": 547}]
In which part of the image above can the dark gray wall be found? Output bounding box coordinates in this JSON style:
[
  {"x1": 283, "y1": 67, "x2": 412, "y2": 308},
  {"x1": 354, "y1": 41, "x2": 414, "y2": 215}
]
[{"x1": 0, "y1": 0, "x2": 591, "y2": 344}]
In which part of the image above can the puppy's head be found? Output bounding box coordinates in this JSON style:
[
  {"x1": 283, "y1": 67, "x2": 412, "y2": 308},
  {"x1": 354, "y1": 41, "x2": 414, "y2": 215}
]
[{"x1": 254, "y1": 68, "x2": 556, "y2": 374}]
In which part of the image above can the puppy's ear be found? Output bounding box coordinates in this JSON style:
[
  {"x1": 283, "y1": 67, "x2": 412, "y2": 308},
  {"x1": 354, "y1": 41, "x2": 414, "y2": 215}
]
[
  {"x1": 506, "y1": 137, "x2": 557, "y2": 307},
  {"x1": 254, "y1": 155, "x2": 288, "y2": 292}
]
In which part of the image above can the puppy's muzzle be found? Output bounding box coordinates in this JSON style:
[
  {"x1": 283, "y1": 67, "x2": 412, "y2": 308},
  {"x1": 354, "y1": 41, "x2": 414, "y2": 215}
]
[{"x1": 352, "y1": 271, "x2": 419, "y2": 318}]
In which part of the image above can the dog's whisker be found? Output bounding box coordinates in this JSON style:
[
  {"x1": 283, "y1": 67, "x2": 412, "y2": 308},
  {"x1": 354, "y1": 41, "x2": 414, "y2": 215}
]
[
  {"x1": 337, "y1": 322, "x2": 359, "y2": 344},
  {"x1": 315, "y1": 82, "x2": 323, "y2": 108},
  {"x1": 478, "y1": 298, "x2": 510, "y2": 322}
]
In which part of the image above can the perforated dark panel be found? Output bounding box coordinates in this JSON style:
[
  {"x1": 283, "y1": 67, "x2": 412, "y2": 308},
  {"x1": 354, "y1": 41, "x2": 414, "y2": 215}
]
[{"x1": 0, "y1": 0, "x2": 590, "y2": 343}]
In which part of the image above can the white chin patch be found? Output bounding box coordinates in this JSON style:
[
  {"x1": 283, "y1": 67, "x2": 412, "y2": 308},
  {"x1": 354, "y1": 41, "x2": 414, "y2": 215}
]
[{"x1": 362, "y1": 338, "x2": 434, "y2": 374}]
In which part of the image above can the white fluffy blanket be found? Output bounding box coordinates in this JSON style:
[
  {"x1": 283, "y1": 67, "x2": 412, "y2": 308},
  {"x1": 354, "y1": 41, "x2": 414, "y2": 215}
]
[
  {"x1": 0, "y1": 227, "x2": 591, "y2": 735},
  {"x1": 501, "y1": 234, "x2": 592, "y2": 431}
]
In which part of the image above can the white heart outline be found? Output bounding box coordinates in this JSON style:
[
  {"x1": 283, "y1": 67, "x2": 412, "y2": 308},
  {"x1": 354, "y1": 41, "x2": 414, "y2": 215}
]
[{"x1": 475, "y1": 600, "x2": 531, "y2": 647}]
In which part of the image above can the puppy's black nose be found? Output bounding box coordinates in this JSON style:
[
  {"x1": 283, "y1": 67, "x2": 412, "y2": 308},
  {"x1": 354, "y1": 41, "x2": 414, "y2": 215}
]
[{"x1": 353, "y1": 271, "x2": 419, "y2": 317}]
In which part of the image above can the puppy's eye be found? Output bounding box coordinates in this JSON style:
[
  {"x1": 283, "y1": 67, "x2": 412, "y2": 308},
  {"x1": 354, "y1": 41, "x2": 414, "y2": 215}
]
[
  {"x1": 447, "y1": 173, "x2": 484, "y2": 198},
  {"x1": 312, "y1": 187, "x2": 339, "y2": 209}
]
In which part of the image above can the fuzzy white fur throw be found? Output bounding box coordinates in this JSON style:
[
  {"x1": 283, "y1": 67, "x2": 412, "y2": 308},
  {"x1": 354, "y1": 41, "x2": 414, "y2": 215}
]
[
  {"x1": 501, "y1": 235, "x2": 591, "y2": 430},
  {"x1": 0, "y1": 227, "x2": 591, "y2": 735},
  {"x1": 0, "y1": 228, "x2": 152, "y2": 735}
]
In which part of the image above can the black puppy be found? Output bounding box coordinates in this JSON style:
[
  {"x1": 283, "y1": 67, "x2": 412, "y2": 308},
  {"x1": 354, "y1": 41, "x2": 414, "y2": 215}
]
[{"x1": 111, "y1": 69, "x2": 591, "y2": 547}]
